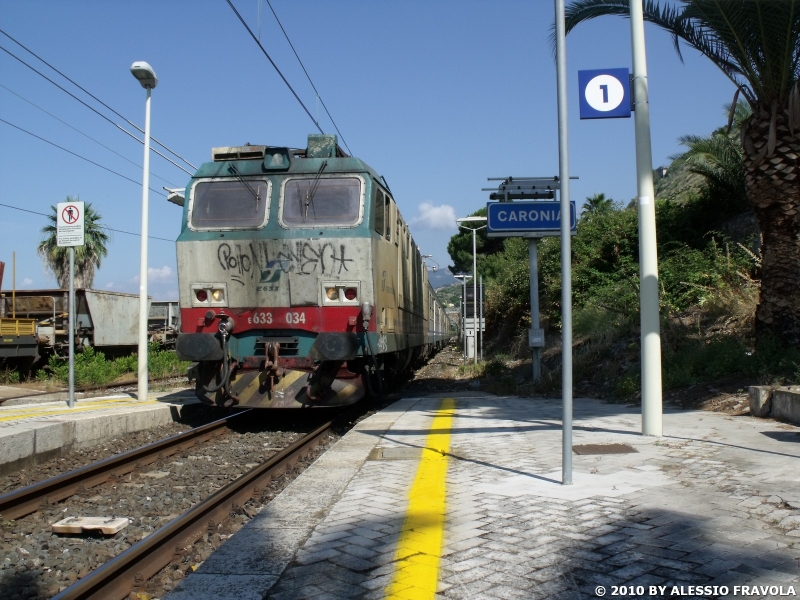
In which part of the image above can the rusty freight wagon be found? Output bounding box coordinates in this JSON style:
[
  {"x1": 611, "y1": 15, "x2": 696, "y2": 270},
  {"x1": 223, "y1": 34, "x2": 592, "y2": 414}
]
[{"x1": 0, "y1": 289, "x2": 181, "y2": 368}]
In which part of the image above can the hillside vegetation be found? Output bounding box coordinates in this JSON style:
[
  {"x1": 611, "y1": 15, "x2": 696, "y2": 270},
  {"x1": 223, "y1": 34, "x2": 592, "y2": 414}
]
[{"x1": 445, "y1": 117, "x2": 800, "y2": 401}]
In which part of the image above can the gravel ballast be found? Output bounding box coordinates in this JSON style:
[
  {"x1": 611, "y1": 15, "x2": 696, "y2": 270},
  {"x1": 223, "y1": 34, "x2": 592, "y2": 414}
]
[{"x1": 0, "y1": 408, "x2": 341, "y2": 599}]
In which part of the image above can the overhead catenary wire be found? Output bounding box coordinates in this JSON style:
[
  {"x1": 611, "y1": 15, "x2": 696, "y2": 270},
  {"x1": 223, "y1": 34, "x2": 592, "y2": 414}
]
[
  {"x1": 0, "y1": 83, "x2": 180, "y2": 188},
  {"x1": 225, "y1": 0, "x2": 325, "y2": 136},
  {"x1": 263, "y1": 0, "x2": 352, "y2": 155},
  {"x1": 0, "y1": 28, "x2": 197, "y2": 172},
  {"x1": 0, "y1": 44, "x2": 194, "y2": 177},
  {"x1": 0, "y1": 117, "x2": 167, "y2": 197},
  {"x1": 0, "y1": 202, "x2": 175, "y2": 243}
]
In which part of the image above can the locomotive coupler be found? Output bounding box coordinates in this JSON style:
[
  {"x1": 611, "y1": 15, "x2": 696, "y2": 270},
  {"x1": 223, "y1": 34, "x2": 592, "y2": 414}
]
[{"x1": 259, "y1": 342, "x2": 284, "y2": 393}]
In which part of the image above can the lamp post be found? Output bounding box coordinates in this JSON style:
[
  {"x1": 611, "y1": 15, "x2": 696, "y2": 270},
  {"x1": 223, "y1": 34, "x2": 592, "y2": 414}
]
[
  {"x1": 421, "y1": 255, "x2": 439, "y2": 341},
  {"x1": 456, "y1": 216, "x2": 487, "y2": 364},
  {"x1": 130, "y1": 61, "x2": 157, "y2": 403},
  {"x1": 453, "y1": 274, "x2": 471, "y2": 360}
]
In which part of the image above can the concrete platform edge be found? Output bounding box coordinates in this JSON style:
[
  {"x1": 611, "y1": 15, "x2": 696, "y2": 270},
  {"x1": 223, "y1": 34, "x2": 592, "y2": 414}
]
[{"x1": 0, "y1": 401, "x2": 195, "y2": 476}]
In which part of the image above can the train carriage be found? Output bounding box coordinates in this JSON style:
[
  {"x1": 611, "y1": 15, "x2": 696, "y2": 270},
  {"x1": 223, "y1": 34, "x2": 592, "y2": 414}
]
[{"x1": 175, "y1": 134, "x2": 453, "y2": 408}]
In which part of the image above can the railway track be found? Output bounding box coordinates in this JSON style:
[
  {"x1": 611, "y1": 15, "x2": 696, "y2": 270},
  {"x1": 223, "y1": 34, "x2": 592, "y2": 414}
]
[
  {"x1": 0, "y1": 403, "x2": 357, "y2": 599},
  {"x1": 49, "y1": 411, "x2": 346, "y2": 600}
]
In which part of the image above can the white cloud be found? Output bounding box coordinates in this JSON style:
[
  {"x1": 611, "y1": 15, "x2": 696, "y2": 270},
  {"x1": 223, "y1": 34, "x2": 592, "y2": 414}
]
[
  {"x1": 410, "y1": 202, "x2": 457, "y2": 231},
  {"x1": 21, "y1": 278, "x2": 34, "y2": 286},
  {"x1": 132, "y1": 266, "x2": 175, "y2": 284},
  {"x1": 148, "y1": 266, "x2": 173, "y2": 283},
  {"x1": 105, "y1": 282, "x2": 117, "y2": 289}
]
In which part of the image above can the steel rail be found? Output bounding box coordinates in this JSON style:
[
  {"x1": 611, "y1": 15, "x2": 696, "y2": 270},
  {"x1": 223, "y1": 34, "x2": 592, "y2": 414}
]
[
  {"x1": 0, "y1": 411, "x2": 247, "y2": 520},
  {"x1": 52, "y1": 413, "x2": 343, "y2": 600}
]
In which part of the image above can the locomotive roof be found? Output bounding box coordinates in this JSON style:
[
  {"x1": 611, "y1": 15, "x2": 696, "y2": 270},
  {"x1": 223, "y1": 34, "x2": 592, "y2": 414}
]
[{"x1": 192, "y1": 135, "x2": 384, "y2": 184}]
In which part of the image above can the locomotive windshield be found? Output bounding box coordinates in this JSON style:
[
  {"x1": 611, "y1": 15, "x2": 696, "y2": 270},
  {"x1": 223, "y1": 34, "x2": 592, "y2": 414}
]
[
  {"x1": 281, "y1": 177, "x2": 362, "y2": 227},
  {"x1": 189, "y1": 178, "x2": 270, "y2": 230}
]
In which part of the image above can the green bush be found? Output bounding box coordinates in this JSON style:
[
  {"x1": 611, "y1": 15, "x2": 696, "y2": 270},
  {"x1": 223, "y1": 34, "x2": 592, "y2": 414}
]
[
  {"x1": 0, "y1": 369, "x2": 20, "y2": 384},
  {"x1": 47, "y1": 344, "x2": 188, "y2": 388}
]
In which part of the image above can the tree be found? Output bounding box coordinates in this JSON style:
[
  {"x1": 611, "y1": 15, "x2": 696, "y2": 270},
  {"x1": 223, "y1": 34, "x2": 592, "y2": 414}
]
[
  {"x1": 38, "y1": 199, "x2": 109, "y2": 289},
  {"x1": 581, "y1": 192, "x2": 616, "y2": 217},
  {"x1": 561, "y1": 0, "x2": 800, "y2": 344},
  {"x1": 669, "y1": 101, "x2": 750, "y2": 213},
  {"x1": 446, "y1": 207, "x2": 504, "y2": 274}
]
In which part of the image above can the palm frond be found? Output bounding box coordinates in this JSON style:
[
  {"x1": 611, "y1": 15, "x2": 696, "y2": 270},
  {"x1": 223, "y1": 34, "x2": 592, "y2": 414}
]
[{"x1": 561, "y1": 0, "x2": 800, "y2": 107}]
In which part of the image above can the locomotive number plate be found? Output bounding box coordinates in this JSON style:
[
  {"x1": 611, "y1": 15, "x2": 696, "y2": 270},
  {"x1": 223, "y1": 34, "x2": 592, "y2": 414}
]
[
  {"x1": 249, "y1": 312, "x2": 273, "y2": 325},
  {"x1": 247, "y1": 311, "x2": 307, "y2": 325}
]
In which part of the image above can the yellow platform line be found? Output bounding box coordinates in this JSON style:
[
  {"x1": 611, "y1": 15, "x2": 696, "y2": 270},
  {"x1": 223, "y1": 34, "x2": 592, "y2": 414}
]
[
  {"x1": 385, "y1": 397, "x2": 455, "y2": 600},
  {"x1": 0, "y1": 397, "x2": 162, "y2": 423}
]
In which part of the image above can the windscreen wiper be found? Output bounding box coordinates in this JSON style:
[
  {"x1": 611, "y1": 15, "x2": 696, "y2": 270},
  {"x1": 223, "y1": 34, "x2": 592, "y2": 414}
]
[
  {"x1": 301, "y1": 160, "x2": 327, "y2": 222},
  {"x1": 227, "y1": 164, "x2": 260, "y2": 210}
]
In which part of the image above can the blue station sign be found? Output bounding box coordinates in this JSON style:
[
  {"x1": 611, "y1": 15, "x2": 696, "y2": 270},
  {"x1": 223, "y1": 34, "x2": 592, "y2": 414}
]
[
  {"x1": 486, "y1": 201, "x2": 576, "y2": 236},
  {"x1": 578, "y1": 68, "x2": 631, "y2": 119}
]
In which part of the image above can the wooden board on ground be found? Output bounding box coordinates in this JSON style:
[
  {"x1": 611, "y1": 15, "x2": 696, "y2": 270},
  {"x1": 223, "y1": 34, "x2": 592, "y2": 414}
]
[{"x1": 51, "y1": 516, "x2": 129, "y2": 535}]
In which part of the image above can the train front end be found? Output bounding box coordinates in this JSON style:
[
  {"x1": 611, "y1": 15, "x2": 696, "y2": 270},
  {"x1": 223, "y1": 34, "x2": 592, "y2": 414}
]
[{"x1": 175, "y1": 135, "x2": 377, "y2": 408}]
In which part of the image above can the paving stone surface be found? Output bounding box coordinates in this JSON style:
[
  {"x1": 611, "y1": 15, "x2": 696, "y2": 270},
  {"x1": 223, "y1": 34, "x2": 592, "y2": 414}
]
[{"x1": 168, "y1": 395, "x2": 800, "y2": 600}]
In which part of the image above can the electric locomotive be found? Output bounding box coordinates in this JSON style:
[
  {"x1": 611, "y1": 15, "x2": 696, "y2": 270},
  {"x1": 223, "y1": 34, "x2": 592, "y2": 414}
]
[{"x1": 175, "y1": 134, "x2": 453, "y2": 408}]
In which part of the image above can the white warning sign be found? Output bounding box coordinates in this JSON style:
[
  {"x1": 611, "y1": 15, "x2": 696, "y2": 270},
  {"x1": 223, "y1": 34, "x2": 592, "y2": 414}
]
[{"x1": 57, "y1": 201, "x2": 85, "y2": 247}]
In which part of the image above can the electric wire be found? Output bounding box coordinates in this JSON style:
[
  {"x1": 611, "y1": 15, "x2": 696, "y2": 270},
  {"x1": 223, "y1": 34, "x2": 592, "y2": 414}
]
[
  {"x1": 264, "y1": 0, "x2": 352, "y2": 155},
  {"x1": 0, "y1": 83, "x2": 180, "y2": 188},
  {"x1": 0, "y1": 28, "x2": 197, "y2": 171},
  {"x1": 0, "y1": 117, "x2": 167, "y2": 197},
  {"x1": 224, "y1": 0, "x2": 324, "y2": 135},
  {"x1": 0, "y1": 44, "x2": 194, "y2": 176},
  {"x1": 0, "y1": 202, "x2": 175, "y2": 242}
]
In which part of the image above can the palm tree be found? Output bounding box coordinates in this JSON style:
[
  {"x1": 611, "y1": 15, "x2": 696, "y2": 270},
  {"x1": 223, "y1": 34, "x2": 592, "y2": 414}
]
[
  {"x1": 581, "y1": 192, "x2": 616, "y2": 217},
  {"x1": 562, "y1": 0, "x2": 800, "y2": 345},
  {"x1": 38, "y1": 199, "x2": 109, "y2": 289},
  {"x1": 669, "y1": 102, "x2": 751, "y2": 211}
]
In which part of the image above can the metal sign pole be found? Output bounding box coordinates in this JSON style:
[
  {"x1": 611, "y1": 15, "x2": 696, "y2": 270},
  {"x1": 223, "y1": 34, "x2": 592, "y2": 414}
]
[
  {"x1": 479, "y1": 275, "x2": 484, "y2": 362},
  {"x1": 472, "y1": 229, "x2": 478, "y2": 364},
  {"x1": 554, "y1": 0, "x2": 573, "y2": 485},
  {"x1": 68, "y1": 247, "x2": 75, "y2": 409},
  {"x1": 57, "y1": 200, "x2": 83, "y2": 409},
  {"x1": 529, "y1": 240, "x2": 541, "y2": 382}
]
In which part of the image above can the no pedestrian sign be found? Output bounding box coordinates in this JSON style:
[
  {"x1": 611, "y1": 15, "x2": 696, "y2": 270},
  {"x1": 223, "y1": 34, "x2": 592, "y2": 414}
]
[{"x1": 57, "y1": 201, "x2": 85, "y2": 247}]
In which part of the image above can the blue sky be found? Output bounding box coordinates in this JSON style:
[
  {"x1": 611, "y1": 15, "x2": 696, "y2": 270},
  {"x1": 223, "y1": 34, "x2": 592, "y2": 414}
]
[{"x1": 0, "y1": 0, "x2": 734, "y2": 299}]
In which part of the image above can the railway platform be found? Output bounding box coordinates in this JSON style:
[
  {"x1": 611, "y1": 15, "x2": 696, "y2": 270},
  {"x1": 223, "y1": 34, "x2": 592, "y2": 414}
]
[
  {"x1": 0, "y1": 387, "x2": 197, "y2": 474},
  {"x1": 167, "y1": 393, "x2": 800, "y2": 600}
]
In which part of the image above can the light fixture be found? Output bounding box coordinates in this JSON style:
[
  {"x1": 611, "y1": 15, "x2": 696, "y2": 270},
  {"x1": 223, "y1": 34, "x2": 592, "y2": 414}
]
[{"x1": 130, "y1": 61, "x2": 158, "y2": 89}]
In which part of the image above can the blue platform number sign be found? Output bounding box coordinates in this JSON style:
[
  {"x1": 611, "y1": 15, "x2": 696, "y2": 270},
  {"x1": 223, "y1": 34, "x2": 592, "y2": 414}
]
[{"x1": 578, "y1": 68, "x2": 631, "y2": 119}]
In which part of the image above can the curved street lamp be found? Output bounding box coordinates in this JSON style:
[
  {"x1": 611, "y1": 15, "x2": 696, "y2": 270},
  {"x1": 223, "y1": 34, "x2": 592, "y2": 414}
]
[
  {"x1": 456, "y1": 216, "x2": 487, "y2": 364},
  {"x1": 130, "y1": 61, "x2": 157, "y2": 403}
]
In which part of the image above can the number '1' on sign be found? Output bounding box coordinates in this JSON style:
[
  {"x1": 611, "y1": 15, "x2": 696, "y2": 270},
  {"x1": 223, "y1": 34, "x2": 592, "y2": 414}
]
[{"x1": 578, "y1": 68, "x2": 631, "y2": 120}]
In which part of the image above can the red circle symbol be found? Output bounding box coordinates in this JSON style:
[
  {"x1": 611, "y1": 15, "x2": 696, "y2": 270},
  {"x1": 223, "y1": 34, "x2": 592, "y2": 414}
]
[{"x1": 62, "y1": 205, "x2": 80, "y2": 225}]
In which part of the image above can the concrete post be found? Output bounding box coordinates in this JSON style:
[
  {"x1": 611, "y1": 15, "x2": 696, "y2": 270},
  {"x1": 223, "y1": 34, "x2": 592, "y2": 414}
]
[{"x1": 630, "y1": 0, "x2": 663, "y2": 436}]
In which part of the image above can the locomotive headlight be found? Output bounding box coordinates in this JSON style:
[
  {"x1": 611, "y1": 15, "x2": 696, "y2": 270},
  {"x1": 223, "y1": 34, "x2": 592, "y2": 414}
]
[
  {"x1": 191, "y1": 283, "x2": 228, "y2": 307},
  {"x1": 322, "y1": 281, "x2": 360, "y2": 305}
]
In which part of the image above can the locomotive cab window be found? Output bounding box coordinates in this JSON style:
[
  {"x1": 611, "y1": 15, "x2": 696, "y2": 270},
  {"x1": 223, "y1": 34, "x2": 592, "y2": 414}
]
[
  {"x1": 374, "y1": 189, "x2": 386, "y2": 236},
  {"x1": 384, "y1": 195, "x2": 392, "y2": 241},
  {"x1": 189, "y1": 178, "x2": 270, "y2": 230},
  {"x1": 281, "y1": 176, "x2": 363, "y2": 227}
]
